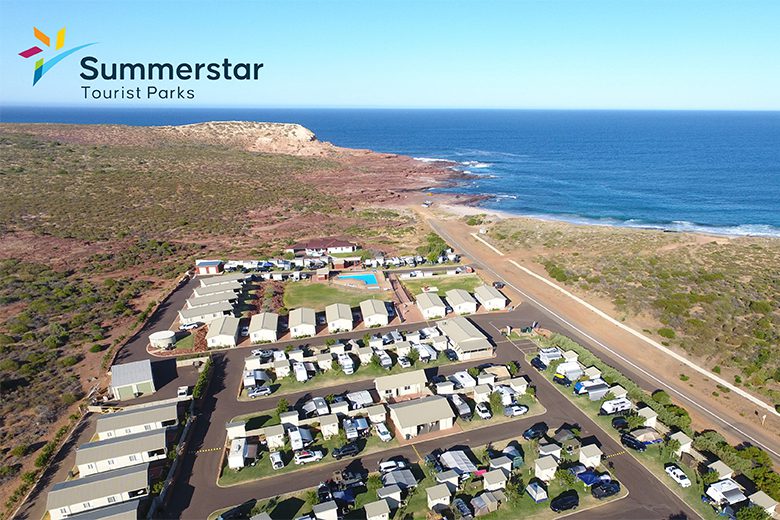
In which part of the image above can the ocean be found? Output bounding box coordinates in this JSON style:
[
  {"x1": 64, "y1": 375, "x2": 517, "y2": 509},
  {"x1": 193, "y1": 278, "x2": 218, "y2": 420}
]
[{"x1": 2, "y1": 107, "x2": 779, "y2": 237}]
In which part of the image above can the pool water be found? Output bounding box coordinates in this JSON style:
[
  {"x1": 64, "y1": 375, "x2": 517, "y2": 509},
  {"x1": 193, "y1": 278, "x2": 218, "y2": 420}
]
[{"x1": 338, "y1": 273, "x2": 378, "y2": 286}]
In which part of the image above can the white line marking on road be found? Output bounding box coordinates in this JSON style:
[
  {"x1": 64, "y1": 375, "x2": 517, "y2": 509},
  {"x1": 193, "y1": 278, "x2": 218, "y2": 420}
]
[
  {"x1": 508, "y1": 259, "x2": 778, "y2": 419},
  {"x1": 429, "y1": 220, "x2": 780, "y2": 460},
  {"x1": 470, "y1": 233, "x2": 505, "y2": 256}
]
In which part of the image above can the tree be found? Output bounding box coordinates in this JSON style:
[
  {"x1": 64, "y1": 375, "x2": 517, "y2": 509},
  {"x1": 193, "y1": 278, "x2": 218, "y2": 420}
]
[
  {"x1": 555, "y1": 468, "x2": 576, "y2": 488},
  {"x1": 367, "y1": 474, "x2": 382, "y2": 490},
  {"x1": 736, "y1": 505, "x2": 770, "y2": 520},
  {"x1": 506, "y1": 361, "x2": 519, "y2": 377},
  {"x1": 489, "y1": 392, "x2": 503, "y2": 416},
  {"x1": 661, "y1": 438, "x2": 681, "y2": 461},
  {"x1": 371, "y1": 354, "x2": 382, "y2": 369},
  {"x1": 407, "y1": 348, "x2": 420, "y2": 365},
  {"x1": 652, "y1": 390, "x2": 672, "y2": 406},
  {"x1": 467, "y1": 367, "x2": 480, "y2": 378},
  {"x1": 505, "y1": 477, "x2": 524, "y2": 504},
  {"x1": 626, "y1": 414, "x2": 646, "y2": 430},
  {"x1": 700, "y1": 469, "x2": 720, "y2": 486},
  {"x1": 363, "y1": 333, "x2": 372, "y2": 346},
  {"x1": 276, "y1": 397, "x2": 289, "y2": 416}
]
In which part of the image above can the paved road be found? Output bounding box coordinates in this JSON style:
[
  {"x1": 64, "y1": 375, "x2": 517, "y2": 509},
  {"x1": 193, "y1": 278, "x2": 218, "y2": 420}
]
[
  {"x1": 427, "y1": 218, "x2": 780, "y2": 465},
  {"x1": 157, "y1": 334, "x2": 699, "y2": 520}
]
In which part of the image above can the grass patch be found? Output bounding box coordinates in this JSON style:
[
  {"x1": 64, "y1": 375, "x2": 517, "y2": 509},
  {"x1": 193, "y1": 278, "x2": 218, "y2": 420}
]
[
  {"x1": 401, "y1": 273, "x2": 483, "y2": 296},
  {"x1": 283, "y1": 281, "x2": 390, "y2": 310},
  {"x1": 174, "y1": 333, "x2": 194, "y2": 350}
]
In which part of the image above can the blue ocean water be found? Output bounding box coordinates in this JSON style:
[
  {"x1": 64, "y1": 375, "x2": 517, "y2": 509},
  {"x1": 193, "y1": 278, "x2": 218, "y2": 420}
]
[{"x1": 2, "y1": 107, "x2": 779, "y2": 236}]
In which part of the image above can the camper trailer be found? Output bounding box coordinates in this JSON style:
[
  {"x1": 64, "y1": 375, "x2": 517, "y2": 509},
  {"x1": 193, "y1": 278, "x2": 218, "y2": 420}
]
[
  {"x1": 338, "y1": 353, "x2": 355, "y2": 375},
  {"x1": 289, "y1": 426, "x2": 314, "y2": 451},
  {"x1": 293, "y1": 362, "x2": 309, "y2": 383},
  {"x1": 346, "y1": 390, "x2": 374, "y2": 410},
  {"x1": 599, "y1": 397, "x2": 633, "y2": 416}
]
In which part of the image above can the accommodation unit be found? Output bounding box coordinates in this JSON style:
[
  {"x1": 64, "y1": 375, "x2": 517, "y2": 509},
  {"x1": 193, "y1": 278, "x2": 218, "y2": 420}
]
[
  {"x1": 206, "y1": 316, "x2": 240, "y2": 348},
  {"x1": 376, "y1": 486, "x2": 402, "y2": 510},
  {"x1": 562, "y1": 350, "x2": 579, "y2": 363},
  {"x1": 316, "y1": 353, "x2": 333, "y2": 371},
  {"x1": 534, "y1": 455, "x2": 558, "y2": 482},
  {"x1": 669, "y1": 431, "x2": 693, "y2": 457},
  {"x1": 195, "y1": 259, "x2": 224, "y2": 275},
  {"x1": 472, "y1": 384, "x2": 491, "y2": 404},
  {"x1": 178, "y1": 301, "x2": 234, "y2": 326},
  {"x1": 706, "y1": 479, "x2": 747, "y2": 507},
  {"x1": 637, "y1": 406, "x2": 658, "y2": 428},
  {"x1": 749, "y1": 491, "x2": 777, "y2": 516},
  {"x1": 367, "y1": 404, "x2": 387, "y2": 423},
  {"x1": 474, "y1": 284, "x2": 507, "y2": 311},
  {"x1": 471, "y1": 491, "x2": 504, "y2": 516},
  {"x1": 225, "y1": 421, "x2": 246, "y2": 441},
  {"x1": 198, "y1": 272, "x2": 251, "y2": 287},
  {"x1": 375, "y1": 370, "x2": 427, "y2": 401},
  {"x1": 584, "y1": 366, "x2": 602, "y2": 379},
  {"x1": 325, "y1": 303, "x2": 354, "y2": 333},
  {"x1": 436, "y1": 470, "x2": 459, "y2": 493},
  {"x1": 508, "y1": 377, "x2": 529, "y2": 394},
  {"x1": 63, "y1": 499, "x2": 142, "y2": 520},
  {"x1": 289, "y1": 307, "x2": 317, "y2": 338},
  {"x1": 249, "y1": 312, "x2": 278, "y2": 343},
  {"x1": 185, "y1": 292, "x2": 238, "y2": 309},
  {"x1": 490, "y1": 455, "x2": 514, "y2": 474},
  {"x1": 708, "y1": 460, "x2": 734, "y2": 480},
  {"x1": 192, "y1": 280, "x2": 243, "y2": 298},
  {"x1": 319, "y1": 414, "x2": 339, "y2": 439},
  {"x1": 364, "y1": 499, "x2": 390, "y2": 520},
  {"x1": 539, "y1": 442, "x2": 562, "y2": 461},
  {"x1": 46, "y1": 464, "x2": 149, "y2": 520},
  {"x1": 285, "y1": 238, "x2": 357, "y2": 256},
  {"x1": 436, "y1": 316, "x2": 493, "y2": 360},
  {"x1": 426, "y1": 484, "x2": 451, "y2": 510},
  {"x1": 76, "y1": 429, "x2": 167, "y2": 476},
  {"x1": 96, "y1": 401, "x2": 178, "y2": 440},
  {"x1": 445, "y1": 289, "x2": 478, "y2": 315},
  {"x1": 609, "y1": 385, "x2": 628, "y2": 399},
  {"x1": 417, "y1": 292, "x2": 447, "y2": 320},
  {"x1": 483, "y1": 469, "x2": 508, "y2": 491},
  {"x1": 579, "y1": 444, "x2": 603, "y2": 468},
  {"x1": 312, "y1": 501, "x2": 338, "y2": 520},
  {"x1": 538, "y1": 347, "x2": 562, "y2": 365},
  {"x1": 110, "y1": 360, "x2": 155, "y2": 401},
  {"x1": 360, "y1": 299, "x2": 390, "y2": 327},
  {"x1": 227, "y1": 437, "x2": 258, "y2": 470},
  {"x1": 389, "y1": 396, "x2": 455, "y2": 439},
  {"x1": 273, "y1": 359, "x2": 290, "y2": 378},
  {"x1": 264, "y1": 424, "x2": 286, "y2": 450}
]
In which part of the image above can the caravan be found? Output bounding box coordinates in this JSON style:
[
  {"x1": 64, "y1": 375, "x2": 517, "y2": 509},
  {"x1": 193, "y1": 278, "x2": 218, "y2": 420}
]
[
  {"x1": 599, "y1": 397, "x2": 633, "y2": 416},
  {"x1": 289, "y1": 426, "x2": 314, "y2": 451},
  {"x1": 293, "y1": 362, "x2": 309, "y2": 383}
]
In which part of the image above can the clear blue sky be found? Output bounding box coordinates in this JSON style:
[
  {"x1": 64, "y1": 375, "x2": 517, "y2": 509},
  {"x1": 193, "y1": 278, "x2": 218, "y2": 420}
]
[{"x1": 0, "y1": 0, "x2": 778, "y2": 109}]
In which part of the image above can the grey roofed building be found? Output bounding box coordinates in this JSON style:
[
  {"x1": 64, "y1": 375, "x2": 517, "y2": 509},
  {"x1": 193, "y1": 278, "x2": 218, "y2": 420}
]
[
  {"x1": 436, "y1": 316, "x2": 493, "y2": 355},
  {"x1": 473, "y1": 285, "x2": 507, "y2": 307},
  {"x1": 46, "y1": 464, "x2": 149, "y2": 511},
  {"x1": 96, "y1": 402, "x2": 178, "y2": 435},
  {"x1": 111, "y1": 360, "x2": 154, "y2": 389},
  {"x1": 178, "y1": 301, "x2": 234, "y2": 320},
  {"x1": 360, "y1": 299, "x2": 389, "y2": 317},
  {"x1": 193, "y1": 280, "x2": 243, "y2": 297},
  {"x1": 75, "y1": 429, "x2": 167, "y2": 467},
  {"x1": 444, "y1": 289, "x2": 477, "y2": 307},
  {"x1": 249, "y1": 312, "x2": 278, "y2": 333},
  {"x1": 205, "y1": 315, "x2": 240, "y2": 340},
  {"x1": 250, "y1": 513, "x2": 272, "y2": 520},
  {"x1": 65, "y1": 500, "x2": 141, "y2": 520},
  {"x1": 364, "y1": 499, "x2": 390, "y2": 518},
  {"x1": 198, "y1": 272, "x2": 251, "y2": 287},
  {"x1": 325, "y1": 303, "x2": 352, "y2": 322},
  {"x1": 417, "y1": 292, "x2": 445, "y2": 311},
  {"x1": 186, "y1": 292, "x2": 238, "y2": 308},
  {"x1": 381, "y1": 469, "x2": 418, "y2": 489},
  {"x1": 388, "y1": 396, "x2": 455, "y2": 430},
  {"x1": 375, "y1": 369, "x2": 427, "y2": 392},
  {"x1": 289, "y1": 307, "x2": 316, "y2": 328},
  {"x1": 312, "y1": 500, "x2": 338, "y2": 515},
  {"x1": 440, "y1": 450, "x2": 478, "y2": 474}
]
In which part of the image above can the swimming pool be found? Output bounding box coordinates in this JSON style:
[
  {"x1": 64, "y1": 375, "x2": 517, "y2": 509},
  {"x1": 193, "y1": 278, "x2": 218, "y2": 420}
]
[{"x1": 338, "y1": 273, "x2": 378, "y2": 286}]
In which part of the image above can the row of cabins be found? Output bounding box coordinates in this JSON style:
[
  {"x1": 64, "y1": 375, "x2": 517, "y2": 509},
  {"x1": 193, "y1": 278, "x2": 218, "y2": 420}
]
[
  {"x1": 416, "y1": 284, "x2": 508, "y2": 319},
  {"x1": 178, "y1": 272, "x2": 250, "y2": 326},
  {"x1": 46, "y1": 400, "x2": 181, "y2": 519}
]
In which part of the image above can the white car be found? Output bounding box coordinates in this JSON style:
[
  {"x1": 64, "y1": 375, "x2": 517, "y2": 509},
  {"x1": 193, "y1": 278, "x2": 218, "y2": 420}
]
[
  {"x1": 177, "y1": 386, "x2": 189, "y2": 398},
  {"x1": 375, "y1": 422, "x2": 393, "y2": 442},
  {"x1": 294, "y1": 450, "x2": 323, "y2": 465},
  {"x1": 240, "y1": 326, "x2": 250, "y2": 337},
  {"x1": 665, "y1": 465, "x2": 691, "y2": 488},
  {"x1": 503, "y1": 404, "x2": 529, "y2": 417},
  {"x1": 179, "y1": 322, "x2": 200, "y2": 331},
  {"x1": 379, "y1": 460, "x2": 408, "y2": 474},
  {"x1": 270, "y1": 451, "x2": 285, "y2": 470},
  {"x1": 398, "y1": 357, "x2": 412, "y2": 369},
  {"x1": 475, "y1": 402, "x2": 492, "y2": 420},
  {"x1": 248, "y1": 386, "x2": 272, "y2": 398}
]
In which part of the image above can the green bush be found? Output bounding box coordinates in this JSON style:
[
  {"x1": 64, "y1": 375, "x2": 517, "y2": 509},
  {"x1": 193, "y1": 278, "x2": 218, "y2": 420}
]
[
  {"x1": 89, "y1": 344, "x2": 104, "y2": 353},
  {"x1": 192, "y1": 357, "x2": 212, "y2": 399},
  {"x1": 658, "y1": 327, "x2": 676, "y2": 339}
]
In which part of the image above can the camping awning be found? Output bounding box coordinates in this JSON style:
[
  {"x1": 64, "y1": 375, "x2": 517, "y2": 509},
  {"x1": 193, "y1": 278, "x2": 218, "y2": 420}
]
[
  {"x1": 440, "y1": 450, "x2": 478, "y2": 474},
  {"x1": 381, "y1": 469, "x2": 417, "y2": 490}
]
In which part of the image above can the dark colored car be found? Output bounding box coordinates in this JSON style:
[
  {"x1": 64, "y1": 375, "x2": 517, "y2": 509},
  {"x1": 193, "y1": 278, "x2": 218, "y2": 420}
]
[
  {"x1": 553, "y1": 373, "x2": 572, "y2": 387},
  {"x1": 445, "y1": 349, "x2": 458, "y2": 361},
  {"x1": 424, "y1": 449, "x2": 444, "y2": 472},
  {"x1": 492, "y1": 281, "x2": 506, "y2": 289},
  {"x1": 431, "y1": 375, "x2": 447, "y2": 385},
  {"x1": 611, "y1": 416, "x2": 629, "y2": 431},
  {"x1": 550, "y1": 491, "x2": 579, "y2": 512},
  {"x1": 332, "y1": 442, "x2": 361, "y2": 460},
  {"x1": 592, "y1": 481, "x2": 621, "y2": 499},
  {"x1": 522, "y1": 422, "x2": 548, "y2": 441},
  {"x1": 620, "y1": 433, "x2": 646, "y2": 452},
  {"x1": 530, "y1": 357, "x2": 547, "y2": 371},
  {"x1": 452, "y1": 497, "x2": 474, "y2": 520}
]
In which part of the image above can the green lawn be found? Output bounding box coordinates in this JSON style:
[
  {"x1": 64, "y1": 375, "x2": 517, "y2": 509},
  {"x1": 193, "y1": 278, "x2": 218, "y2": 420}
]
[
  {"x1": 283, "y1": 281, "x2": 390, "y2": 310},
  {"x1": 402, "y1": 273, "x2": 483, "y2": 296},
  {"x1": 458, "y1": 394, "x2": 545, "y2": 432},
  {"x1": 174, "y1": 333, "x2": 194, "y2": 350},
  {"x1": 218, "y1": 424, "x2": 399, "y2": 487},
  {"x1": 527, "y1": 352, "x2": 720, "y2": 520},
  {"x1": 213, "y1": 436, "x2": 625, "y2": 520}
]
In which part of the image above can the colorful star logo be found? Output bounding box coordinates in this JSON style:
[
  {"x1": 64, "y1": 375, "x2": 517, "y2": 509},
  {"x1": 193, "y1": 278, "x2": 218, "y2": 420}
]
[{"x1": 18, "y1": 26, "x2": 96, "y2": 85}]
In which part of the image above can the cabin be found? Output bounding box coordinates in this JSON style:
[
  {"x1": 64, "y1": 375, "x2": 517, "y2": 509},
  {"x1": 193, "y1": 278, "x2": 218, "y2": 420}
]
[
  {"x1": 96, "y1": 401, "x2": 178, "y2": 440},
  {"x1": 110, "y1": 360, "x2": 156, "y2": 401},
  {"x1": 360, "y1": 299, "x2": 390, "y2": 327},
  {"x1": 249, "y1": 312, "x2": 278, "y2": 343},
  {"x1": 437, "y1": 316, "x2": 493, "y2": 360},
  {"x1": 389, "y1": 396, "x2": 455, "y2": 439},
  {"x1": 417, "y1": 292, "x2": 447, "y2": 320},
  {"x1": 325, "y1": 303, "x2": 354, "y2": 333},
  {"x1": 375, "y1": 370, "x2": 427, "y2": 401},
  {"x1": 289, "y1": 307, "x2": 317, "y2": 338},
  {"x1": 206, "y1": 316, "x2": 240, "y2": 348},
  {"x1": 473, "y1": 284, "x2": 507, "y2": 310},
  {"x1": 195, "y1": 259, "x2": 224, "y2": 275},
  {"x1": 445, "y1": 289, "x2": 478, "y2": 315},
  {"x1": 75, "y1": 429, "x2": 167, "y2": 476}
]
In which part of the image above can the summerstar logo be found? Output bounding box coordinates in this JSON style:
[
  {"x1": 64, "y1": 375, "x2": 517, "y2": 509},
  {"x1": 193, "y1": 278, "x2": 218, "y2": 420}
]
[{"x1": 18, "y1": 26, "x2": 96, "y2": 85}]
